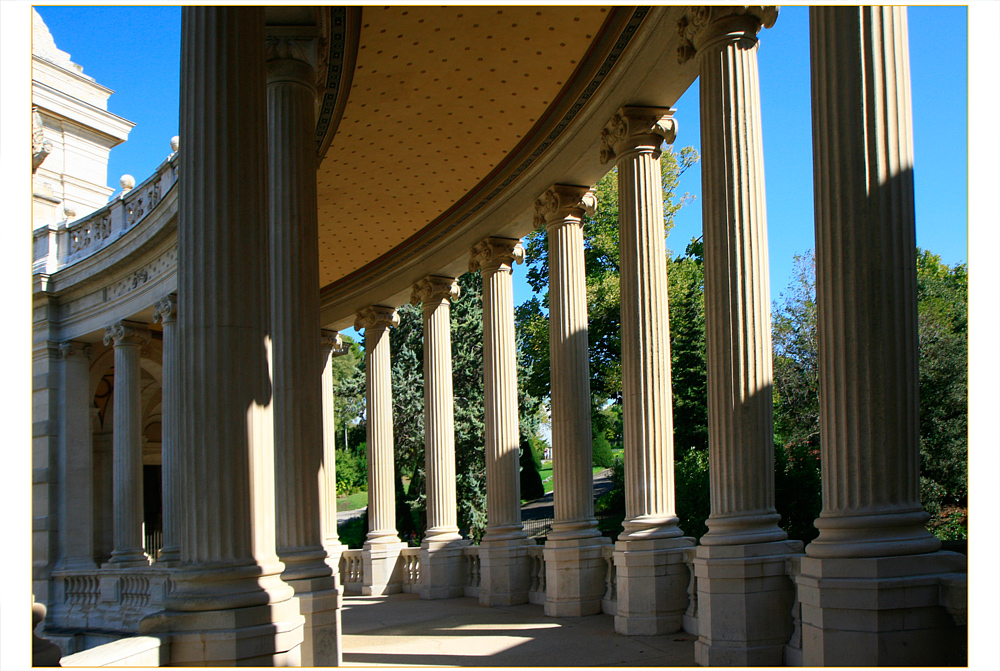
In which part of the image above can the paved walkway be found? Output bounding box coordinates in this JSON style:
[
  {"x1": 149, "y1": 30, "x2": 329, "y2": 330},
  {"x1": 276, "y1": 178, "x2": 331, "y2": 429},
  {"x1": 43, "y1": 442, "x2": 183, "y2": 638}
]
[{"x1": 341, "y1": 593, "x2": 697, "y2": 667}]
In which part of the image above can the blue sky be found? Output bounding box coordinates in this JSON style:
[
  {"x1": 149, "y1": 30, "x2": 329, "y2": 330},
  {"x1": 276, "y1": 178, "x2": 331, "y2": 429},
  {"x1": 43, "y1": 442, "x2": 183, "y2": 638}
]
[{"x1": 34, "y1": 4, "x2": 969, "y2": 312}]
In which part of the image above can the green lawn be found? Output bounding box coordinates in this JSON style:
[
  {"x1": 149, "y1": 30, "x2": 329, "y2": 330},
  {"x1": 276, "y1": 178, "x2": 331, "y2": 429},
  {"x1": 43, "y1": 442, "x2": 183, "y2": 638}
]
[{"x1": 336, "y1": 490, "x2": 368, "y2": 511}]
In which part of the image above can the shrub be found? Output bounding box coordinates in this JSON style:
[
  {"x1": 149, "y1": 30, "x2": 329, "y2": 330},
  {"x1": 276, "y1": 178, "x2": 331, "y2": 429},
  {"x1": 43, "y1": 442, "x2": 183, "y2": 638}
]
[
  {"x1": 674, "y1": 447, "x2": 710, "y2": 540},
  {"x1": 520, "y1": 430, "x2": 545, "y2": 502},
  {"x1": 592, "y1": 428, "x2": 613, "y2": 469},
  {"x1": 335, "y1": 448, "x2": 367, "y2": 496}
]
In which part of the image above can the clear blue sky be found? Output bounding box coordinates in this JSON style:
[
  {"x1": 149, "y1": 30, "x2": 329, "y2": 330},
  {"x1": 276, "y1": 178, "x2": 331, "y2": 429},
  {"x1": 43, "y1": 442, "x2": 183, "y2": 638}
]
[{"x1": 35, "y1": 5, "x2": 968, "y2": 310}]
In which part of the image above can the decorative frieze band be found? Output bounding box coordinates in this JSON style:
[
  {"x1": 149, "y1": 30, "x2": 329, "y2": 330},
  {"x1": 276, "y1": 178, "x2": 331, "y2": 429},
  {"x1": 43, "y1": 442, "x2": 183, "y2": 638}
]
[
  {"x1": 354, "y1": 306, "x2": 400, "y2": 332},
  {"x1": 468, "y1": 237, "x2": 525, "y2": 273},
  {"x1": 103, "y1": 321, "x2": 151, "y2": 347},
  {"x1": 411, "y1": 276, "x2": 461, "y2": 306},
  {"x1": 600, "y1": 106, "x2": 677, "y2": 164},
  {"x1": 677, "y1": 6, "x2": 778, "y2": 64},
  {"x1": 533, "y1": 184, "x2": 598, "y2": 230}
]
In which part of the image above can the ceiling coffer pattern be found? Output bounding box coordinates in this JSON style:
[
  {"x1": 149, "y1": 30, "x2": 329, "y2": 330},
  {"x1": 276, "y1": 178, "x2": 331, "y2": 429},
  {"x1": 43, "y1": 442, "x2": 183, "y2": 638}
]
[{"x1": 315, "y1": 6, "x2": 613, "y2": 288}]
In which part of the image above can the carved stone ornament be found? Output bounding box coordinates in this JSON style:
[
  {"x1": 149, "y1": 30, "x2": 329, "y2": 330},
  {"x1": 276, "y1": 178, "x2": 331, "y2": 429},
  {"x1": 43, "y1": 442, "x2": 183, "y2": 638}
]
[
  {"x1": 354, "y1": 306, "x2": 400, "y2": 332},
  {"x1": 58, "y1": 341, "x2": 94, "y2": 360},
  {"x1": 32, "y1": 107, "x2": 52, "y2": 174},
  {"x1": 320, "y1": 329, "x2": 351, "y2": 357},
  {"x1": 411, "y1": 276, "x2": 461, "y2": 306},
  {"x1": 103, "y1": 321, "x2": 151, "y2": 347},
  {"x1": 533, "y1": 184, "x2": 598, "y2": 230},
  {"x1": 265, "y1": 36, "x2": 318, "y2": 66},
  {"x1": 152, "y1": 293, "x2": 178, "y2": 324},
  {"x1": 677, "y1": 6, "x2": 778, "y2": 64},
  {"x1": 468, "y1": 237, "x2": 525, "y2": 273},
  {"x1": 599, "y1": 106, "x2": 677, "y2": 164}
]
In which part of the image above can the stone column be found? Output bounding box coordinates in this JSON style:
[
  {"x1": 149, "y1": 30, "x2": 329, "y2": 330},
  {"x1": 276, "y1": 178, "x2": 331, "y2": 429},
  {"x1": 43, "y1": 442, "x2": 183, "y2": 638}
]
[
  {"x1": 267, "y1": 32, "x2": 341, "y2": 667},
  {"x1": 151, "y1": 294, "x2": 180, "y2": 565},
  {"x1": 533, "y1": 184, "x2": 610, "y2": 617},
  {"x1": 102, "y1": 321, "x2": 150, "y2": 568},
  {"x1": 678, "y1": 7, "x2": 803, "y2": 665},
  {"x1": 355, "y1": 306, "x2": 406, "y2": 596},
  {"x1": 470, "y1": 238, "x2": 533, "y2": 607},
  {"x1": 320, "y1": 330, "x2": 349, "y2": 557},
  {"x1": 55, "y1": 341, "x2": 96, "y2": 571},
  {"x1": 138, "y1": 8, "x2": 304, "y2": 666},
  {"x1": 797, "y1": 7, "x2": 964, "y2": 666},
  {"x1": 411, "y1": 276, "x2": 469, "y2": 599},
  {"x1": 599, "y1": 106, "x2": 694, "y2": 635}
]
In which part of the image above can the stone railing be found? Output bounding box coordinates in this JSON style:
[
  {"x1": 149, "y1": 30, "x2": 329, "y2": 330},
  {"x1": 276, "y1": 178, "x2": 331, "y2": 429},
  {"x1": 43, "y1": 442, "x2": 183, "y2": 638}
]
[
  {"x1": 527, "y1": 544, "x2": 547, "y2": 605},
  {"x1": 463, "y1": 546, "x2": 481, "y2": 598},
  {"x1": 32, "y1": 145, "x2": 179, "y2": 274},
  {"x1": 339, "y1": 549, "x2": 364, "y2": 596},
  {"x1": 49, "y1": 568, "x2": 173, "y2": 634},
  {"x1": 61, "y1": 635, "x2": 168, "y2": 668},
  {"x1": 601, "y1": 544, "x2": 617, "y2": 615},
  {"x1": 783, "y1": 555, "x2": 803, "y2": 666},
  {"x1": 682, "y1": 546, "x2": 699, "y2": 635},
  {"x1": 400, "y1": 548, "x2": 421, "y2": 594}
]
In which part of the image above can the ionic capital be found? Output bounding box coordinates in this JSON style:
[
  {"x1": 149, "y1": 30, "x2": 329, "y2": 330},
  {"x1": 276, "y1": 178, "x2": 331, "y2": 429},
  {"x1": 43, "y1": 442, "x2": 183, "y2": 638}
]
[
  {"x1": 59, "y1": 341, "x2": 94, "y2": 360},
  {"x1": 533, "y1": 184, "x2": 597, "y2": 230},
  {"x1": 354, "y1": 306, "x2": 400, "y2": 332},
  {"x1": 103, "y1": 321, "x2": 151, "y2": 348},
  {"x1": 468, "y1": 237, "x2": 525, "y2": 273},
  {"x1": 152, "y1": 293, "x2": 178, "y2": 325},
  {"x1": 320, "y1": 329, "x2": 351, "y2": 358},
  {"x1": 600, "y1": 106, "x2": 677, "y2": 164},
  {"x1": 265, "y1": 36, "x2": 319, "y2": 86},
  {"x1": 677, "y1": 6, "x2": 778, "y2": 64},
  {"x1": 411, "y1": 276, "x2": 461, "y2": 307}
]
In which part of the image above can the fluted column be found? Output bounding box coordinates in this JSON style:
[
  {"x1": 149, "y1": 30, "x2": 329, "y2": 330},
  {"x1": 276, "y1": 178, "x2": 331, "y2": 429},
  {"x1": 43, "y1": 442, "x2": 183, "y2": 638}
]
[
  {"x1": 320, "y1": 330, "x2": 349, "y2": 552},
  {"x1": 56, "y1": 341, "x2": 96, "y2": 571},
  {"x1": 600, "y1": 107, "x2": 684, "y2": 541},
  {"x1": 469, "y1": 238, "x2": 526, "y2": 543},
  {"x1": 355, "y1": 307, "x2": 400, "y2": 545},
  {"x1": 267, "y1": 31, "x2": 331, "y2": 583},
  {"x1": 411, "y1": 277, "x2": 463, "y2": 543},
  {"x1": 152, "y1": 294, "x2": 180, "y2": 564},
  {"x1": 102, "y1": 321, "x2": 150, "y2": 567},
  {"x1": 807, "y1": 6, "x2": 938, "y2": 559},
  {"x1": 793, "y1": 10, "x2": 963, "y2": 666},
  {"x1": 142, "y1": 8, "x2": 303, "y2": 666},
  {"x1": 680, "y1": 6, "x2": 786, "y2": 546},
  {"x1": 600, "y1": 107, "x2": 694, "y2": 635},
  {"x1": 534, "y1": 185, "x2": 600, "y2": 540}
]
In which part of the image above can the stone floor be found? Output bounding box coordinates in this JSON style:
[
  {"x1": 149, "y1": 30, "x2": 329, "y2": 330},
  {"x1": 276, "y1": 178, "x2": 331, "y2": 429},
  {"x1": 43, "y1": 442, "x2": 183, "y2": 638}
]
[{"x1": 341, "y1": 593, "x2": 698, "y2": 667}]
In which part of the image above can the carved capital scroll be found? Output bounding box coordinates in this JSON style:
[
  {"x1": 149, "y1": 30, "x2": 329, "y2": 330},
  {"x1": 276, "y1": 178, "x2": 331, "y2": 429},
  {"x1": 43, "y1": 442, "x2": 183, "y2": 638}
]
[
  {"x1": 677, "y1": 6, "x2": 778, "y2": 64},
  {"x1": 533, "y1": 184, "x2": 598, "y2": 230},
  {"x1": 468, "y1": 237, "x2": 525, "y2": 273},
  {"x1": 354, "y1": 306, "x2": 400, "y2": 332},
  {"x1": 600, "y1": 106, "x2": 677, "y2": 164},
  {"x1": 411, "y1": 276, "x2": 461, "y2": 306}
]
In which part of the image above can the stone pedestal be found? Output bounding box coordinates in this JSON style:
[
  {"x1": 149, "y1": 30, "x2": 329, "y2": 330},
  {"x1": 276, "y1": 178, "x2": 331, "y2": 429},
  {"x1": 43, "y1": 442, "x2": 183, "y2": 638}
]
[
  {"x1": 613, "y1": 537, "x2": 692, "y2": 635},
  {"x1": 419, "y1": 539, "x2": 471, "y2": 600},
  {"x1": 692, "y1": 540, "x2": 802, "y2": 666},
  {"x1": 542, "y1": 537, "x2": 610, "y2": 617},
  {"x1": 139, "y1": 8, "x2": 303, "y2": 665},
  {"x1": 796, "y1": 552, "x2": 966, "y2": 666},
  {"x1": 470, "y1": 238, "x2": 531, "y2": 607},
  {"x1": 601, "y1": 107, "x2": 694, "y2": 634},
  {"x1": 362, "y1": 542, "x2": 406, "y2": 596}
]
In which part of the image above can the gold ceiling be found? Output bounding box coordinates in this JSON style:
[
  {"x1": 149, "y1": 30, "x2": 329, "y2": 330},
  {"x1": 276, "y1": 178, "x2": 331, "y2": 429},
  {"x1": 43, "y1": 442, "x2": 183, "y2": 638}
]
[{"x1": 315, "y1": 6, "x2": 611, "y2": 289}]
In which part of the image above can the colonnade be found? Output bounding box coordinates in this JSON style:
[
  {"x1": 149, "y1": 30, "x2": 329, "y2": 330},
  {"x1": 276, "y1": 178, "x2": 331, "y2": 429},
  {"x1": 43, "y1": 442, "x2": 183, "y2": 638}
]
[{"x1": 44, "y1": 6, "x2": 964, "y2": 668}]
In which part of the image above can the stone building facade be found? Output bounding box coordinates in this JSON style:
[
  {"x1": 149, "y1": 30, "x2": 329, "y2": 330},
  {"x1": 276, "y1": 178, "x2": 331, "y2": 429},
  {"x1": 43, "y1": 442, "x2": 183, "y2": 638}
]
[{"x1": 31, "y1": 6, "x2": 966, "y2": 667}]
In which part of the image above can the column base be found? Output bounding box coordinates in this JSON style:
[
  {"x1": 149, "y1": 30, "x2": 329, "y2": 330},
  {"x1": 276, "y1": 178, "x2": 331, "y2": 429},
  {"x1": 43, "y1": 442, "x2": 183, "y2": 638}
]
[
  {"x1": 291, "y1": 577, "x2": 343, "y2": 667},
  {"x1": 614, "y1": 536, "x2": 695, "y2": 635},
  {"x1": 542, "y1": 536, "x2": 611, "y2": 617},
  {"x1": 420, "y1": 538, "x2": 471, "y2": 600},
  {"x1": 692, "y1": 539, "x2": 803, "y2": 666},
  {"x1": 362, "y1": 542, "x2": 406, "y2": 596},
  {"x1": 104, "y1": 548, "x2": 150, "y2": 568},
  {"x1": 479, "y1": 537, "x2": 534, "y2": 607},
  {"x1": 796, "y1": 550, "x2": 966, "y2": 666}
]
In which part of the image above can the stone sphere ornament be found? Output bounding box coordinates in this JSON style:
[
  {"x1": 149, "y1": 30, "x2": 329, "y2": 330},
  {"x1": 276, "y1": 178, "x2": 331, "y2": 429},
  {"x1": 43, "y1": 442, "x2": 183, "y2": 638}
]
[{"x1": 120, "y1": 174, "x2": 135, "y2": 191}]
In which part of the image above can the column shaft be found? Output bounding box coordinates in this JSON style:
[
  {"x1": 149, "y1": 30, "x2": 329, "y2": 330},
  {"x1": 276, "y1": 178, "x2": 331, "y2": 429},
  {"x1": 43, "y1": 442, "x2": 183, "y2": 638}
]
[
  {"x1": 267, "y1": 45, "x2": 330, "y2": 582},
  {"x1": 471, "y1": 239, "x2": 526, "y2": 542},
  {"x1": 320, "y1": 331, "x2": 345, "y2": 551},
  {"x1": 807, "y1": 5, "x2": 938, "y2": 558},
  {"x1": 104, "y1": 322, "x2": 150, "y2": 566},
  {"x1": 153, "y1": 295, "x2": 180, "y2": 564},
  {"x1": 695, "y1": 9, "x2": 785, "y2": 545},
  {"x1": 57, "y1": 342, "x2": 96, "y2": 570}
]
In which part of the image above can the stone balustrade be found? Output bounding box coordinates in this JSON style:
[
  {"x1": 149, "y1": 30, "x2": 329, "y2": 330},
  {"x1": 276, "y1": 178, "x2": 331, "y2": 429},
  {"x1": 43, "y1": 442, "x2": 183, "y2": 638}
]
[
  {"x1": 400, "y1": 548, "x2": 421, "y2": 593},
  {"x1": 340, "y1": 550, "x2": 365, "y2": 595},
  {"x1": 526, "y1": 545, "x2": 547, "y2": 605},
  {"x1": 49, "y1": 568, "x2": 173, "y2": 634},
  {"x1": 32, "y1": 147, "x2": 179, "y2": 274},
  {"x1": 463, "y1": 546, "x2": 481, "y2": 598},
  {"x1": 600, "y1": 544, "x2": 617, "y2": 615}
]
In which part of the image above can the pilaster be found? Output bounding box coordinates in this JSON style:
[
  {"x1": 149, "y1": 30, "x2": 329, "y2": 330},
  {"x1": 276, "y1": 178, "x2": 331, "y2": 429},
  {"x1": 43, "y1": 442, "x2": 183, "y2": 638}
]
[
  {"x1": 411, "y1": 277, "x2": 470, "y2": 600},
  {"x1": 151, "y1": 294, "x2": 179, "y2": 565},
  {"x1": 600, "y1": 106, "x2": 694, "y2": 634},
  {"x1": 534, "y1": 184, "x2": 610, "y2": 617},
  {"x1": 798, "y1": 7, "x2": 960, "y2": 665},
  {"x1": 355, "y1": 306, "x2": 405, "y2": 596},
  {"x1": 469, "y1": 238, "x2": 532, "y2": 607},
  {"x1": 102, "y1": 321, "x2": 150, "y2": 568},
  {"x1": 138, "y1": 8, "x2": 303, "y2": 665}
]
